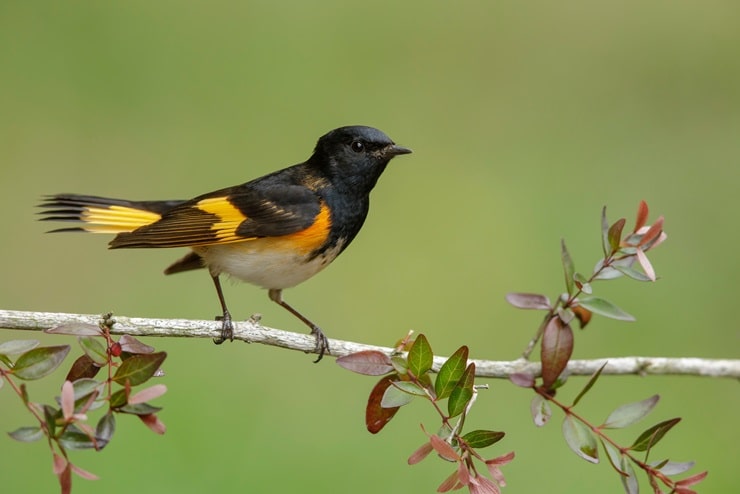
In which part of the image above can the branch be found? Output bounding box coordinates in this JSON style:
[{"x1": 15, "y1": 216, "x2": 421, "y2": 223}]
[{"x1": 2, "y1": 309, "x2": 738, "y2": 379}]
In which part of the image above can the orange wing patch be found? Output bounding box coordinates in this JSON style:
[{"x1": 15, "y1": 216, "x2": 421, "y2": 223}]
[
  {"x1": 195, "y1": 197, "x2": 249, "y2": 243},
  {"x1": 279, "y1": 202, "x2": 332, "y2": 254},
  {"x1": 81, "y1": 206, "x2": 161, "y2": 233}
]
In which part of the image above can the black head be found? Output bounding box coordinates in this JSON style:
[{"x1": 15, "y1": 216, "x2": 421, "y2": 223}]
[{"x1": 309, "y1": 126, "x2": 411, "y2": 193}]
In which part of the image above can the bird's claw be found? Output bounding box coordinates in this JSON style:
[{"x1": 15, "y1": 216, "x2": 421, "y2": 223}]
[
  {"x1": 213, "y1": 311, "x2": 234, "y2": 344},
  {"x1": 311, "y1": 326, "x2": 330, "y2": 363}
]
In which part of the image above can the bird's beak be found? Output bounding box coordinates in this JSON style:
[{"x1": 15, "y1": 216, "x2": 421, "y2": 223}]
[{"x1": 387, "y1": 144, "x2": 412, "y2": 156}]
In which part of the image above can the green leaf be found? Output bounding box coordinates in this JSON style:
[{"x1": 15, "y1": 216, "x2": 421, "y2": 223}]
[
  {"x1": 577, "y1": 297, "x2": 635, "y2": 322},
  {"x1": 448, "y1": 363, "x2": 475, "y2": 418},
  {"x1": 0, "y1": 339, "x2": 40, "y2": 357},
  {"x1": 613, "y1": 264, "x2": 653, "y2": 282},
  {"x1": 366, "y1": 376, "x2": 401, "y2": 434},
  {"x1": 95, "y1": 413, "x2": 116, "y2": 449},
  {"x1": 407, "y1": 334, "x2": 433, "y2": 378},
  {"x1": 505, "y1": 293, "x2": 551, "y2": 310},
  {"x1": 43, "y1": 405, "x2": 59, "y2": 436},
  {"x1": 390, "y1": 355, "x2": 408, "y2": 375},
  {"x1": 462, "y1": 429, "x2": 505, "y2": 449},
  {"x1": 608, "y1": 218, "x2": 626, "y2": 253},
  {"x1": 541, "y1": 317, "x2": 573, "y2": 390},
  {"x1": 601, "y1": 206, "x2": 610, "y2": 257},
  {"x1": 630, "y1": 417, "x2": 681, "y2": 452},
  {"x1": 78, "y1": 336, "x2": 108, "y2": 366},
  {"x1": 562, "y1": 415, "x2": 599, "y2": 463},
  {"x1": 561, "y1": 239, "x2": 575, "y2": 295},
  {"x1": 109, "y1": 388, "x2": 128, "y2": 408},
  {"x1": 435, "y1": 346, "x2": 468, "y2": 400},
  {"x1": 380, "y1": 381, "x2": 416, "y2": 408},
  {"x1": 13, "y1": 345, "x2": 71, "y2": 380},
  {"x1": 531, "y1": 394, "x2": 551, "y2": 427},
  {"x1": 600, "y1": 439, "x2": 628, "y2": 476},
  {"x1": 72, "y1": 378, "x2": 103, "y2": 401},
  {"x1": 58, "y1": 429, "x2": 96, "y2": 450},
  {"x1": 7, "y1": 426, "x2": 43, "y2": 442},
  {"x1": 390, "y1": 380, "x2": 428, "y2": 397},
  {"x1": 112, "y1": 352, "x2": 166, "y2": 386},
  {"x1": 620, "y1": 456, "x2": 639, "y2": 494},
  {"x1": 119, "y1": 402, "x2": 163, "y2": 416},
  {"x1": 572, "y1": 361, "x2": 608, "y2": 407},
  {"x1": 602, "y1": 395, "x2": 659, "y2": 429}
]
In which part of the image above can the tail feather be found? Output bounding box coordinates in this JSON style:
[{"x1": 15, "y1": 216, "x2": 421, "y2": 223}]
[{"x1": 38, "y1": 194, "x2": 186, "y2": 235}]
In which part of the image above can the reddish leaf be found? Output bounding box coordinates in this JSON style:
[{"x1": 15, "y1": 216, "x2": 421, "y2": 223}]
[
  {"x1": 70, "y1": 463, "x2": 99, "y2": 481},
  {"x1": 429, "y1": 434, "x2": 460, "y2": 462},
  {"x1": 336, "y1": 350, "x2": 393, "y2": 375},
  {"x1": 45, "y1": 323, "x2": 103, "y2": 336},
  {"x1": 65, "y1": 355, "x2": 101, "y2": 381},
  {"x1": 638, "y1": 216, "x2": 664, "y2": 248},
  {"x1": 139, "y1": 413, "x2": 166, "y2": 435},
  {"x1": 407, "y1": 441, "x2": 434, "y2": 465},
  {"x1": 509, "y1": 373, "x2": 535, "y2": 388},
  {"x1": 540, "y1": 317, "x2": 573, "y2": 389},
  {"x1": 634, "y1": 200, "x2": 649, "y2": 232},
  {"x1": 504, "y1": 293, "x2": 551, "y2": 310},
  {"x1": 52, "y1": 453, "x2": 67, "y2": 475},
  {"x1": 436, "y1": 469, "x2": 463, "y2": 493},
  {"x1": 366, "y1": 375, "x2": 401, "y2": 434},
  {"x1": 571, "y1": 305, "x2": 592, "y2": 329},
  {"x1": 61, "y1": 380, "x2": 75, "y2": 421},
  {"x1": 636, "y1": 248, "x2": 656, "y2": 281},
  {"x1": 117, "y1": 335, "x2": 155, "y2": 354},
  {"x1": 129, "y1": 384, "x2": 167, "y2": 405},
  {"x1": 675, "y1": 470, "x2": 708, "y2": 487}
]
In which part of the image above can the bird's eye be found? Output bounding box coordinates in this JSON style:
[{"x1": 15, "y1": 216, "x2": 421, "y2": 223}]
[{"x1": 350, "y1": 141, "x2": 364, "y2": 153}]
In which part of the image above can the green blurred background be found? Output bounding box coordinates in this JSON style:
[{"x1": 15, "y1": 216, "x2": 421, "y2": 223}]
[{"x1": 1, "y1": 1, "x2": 738, "y2": 492}]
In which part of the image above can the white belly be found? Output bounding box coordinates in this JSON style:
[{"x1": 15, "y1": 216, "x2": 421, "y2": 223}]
[{"x1": 194, "y1": 239, "x2": 344, "y2": 290}]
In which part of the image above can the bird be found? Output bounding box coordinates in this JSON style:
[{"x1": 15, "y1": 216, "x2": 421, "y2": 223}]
[{"x1": 38, "y1": 125, "x2": 412, "y2": 361}]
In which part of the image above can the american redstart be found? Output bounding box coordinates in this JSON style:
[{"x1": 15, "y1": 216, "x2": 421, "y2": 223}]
[{"x1": 39, "y1": 125, "x2": 411, "y2": 361}]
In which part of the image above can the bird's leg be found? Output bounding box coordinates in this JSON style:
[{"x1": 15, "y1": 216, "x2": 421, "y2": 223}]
[
  {"x1": 268, "y1": 288, "x2": 329, "y2": 362},
  {"x1": 211, "y1": 274, "x2": 234, "y2": 344}
]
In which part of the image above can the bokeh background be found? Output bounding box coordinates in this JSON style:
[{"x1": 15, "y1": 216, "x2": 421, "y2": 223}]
[{"x1": 1, "y1": 1, "x2": 738, "y2": 492}]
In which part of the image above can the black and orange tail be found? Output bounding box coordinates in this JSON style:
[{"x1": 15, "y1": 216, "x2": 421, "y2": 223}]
[{"x1": 38, "y1": 194, "x2": 185, "y2": 235}]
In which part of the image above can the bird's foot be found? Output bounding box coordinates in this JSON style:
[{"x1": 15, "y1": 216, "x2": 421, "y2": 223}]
[
  {"x1": 311, "y1": 326, "x2": 330, "y2": 363},
  {"x1": 213, "y1": 310, "x2": 234, "y2": 344}
]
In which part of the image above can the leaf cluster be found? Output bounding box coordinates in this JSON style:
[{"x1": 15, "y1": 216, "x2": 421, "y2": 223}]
[
  {"x1": 338, "y1": 335, "x2": 514, "y2": 493},
  {"x1": 0, "y1": 315, "x2": 167, "y2": 494}
]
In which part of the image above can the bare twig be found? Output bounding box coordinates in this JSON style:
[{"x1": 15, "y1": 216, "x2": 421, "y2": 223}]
[{"x1": 1, "y1": 309, "x2": 738, "y2": 379}]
